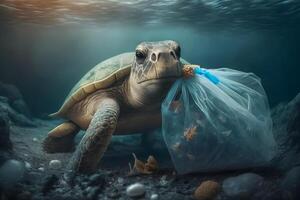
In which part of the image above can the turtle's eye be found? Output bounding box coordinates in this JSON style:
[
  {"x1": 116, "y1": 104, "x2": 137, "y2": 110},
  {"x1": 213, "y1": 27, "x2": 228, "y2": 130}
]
[
  {"x1": 136, "y1": 50, "x2": 145, "y2": 59},
  {"x1": 174, "y1": 45, "x2": 181, "y2": 58},
  {"x1": 135, "y1": 49, "x2": 146, "y2": 64}
]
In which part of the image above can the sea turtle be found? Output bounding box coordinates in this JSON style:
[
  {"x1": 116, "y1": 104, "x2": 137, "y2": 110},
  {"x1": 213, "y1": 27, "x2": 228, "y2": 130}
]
[{"x1": 43, "y1": 40, "x2": 188, "y2": 174}]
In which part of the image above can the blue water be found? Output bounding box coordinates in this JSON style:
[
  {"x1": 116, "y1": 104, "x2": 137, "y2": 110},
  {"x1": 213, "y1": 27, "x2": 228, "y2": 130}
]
[{"x1": 0, "y1": 0, "x2": 299, "y2": 115}]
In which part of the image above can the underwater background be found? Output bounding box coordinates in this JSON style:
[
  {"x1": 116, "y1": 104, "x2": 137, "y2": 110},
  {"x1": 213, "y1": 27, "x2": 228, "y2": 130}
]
[
  {"x1": 0, "y1": 0, "x2": 300, "y2": 116},
  {"x1": 1, "y1": 1, "x2": 300, "y2": 200}
]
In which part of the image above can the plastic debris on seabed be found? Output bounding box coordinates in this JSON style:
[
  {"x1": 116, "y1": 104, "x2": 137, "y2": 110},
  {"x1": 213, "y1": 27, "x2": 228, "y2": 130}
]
[
  {"x1": 161, "y1": 65, "x2": 277, "y2": 174},
  {"x1": 128, "y1": 153, "x2": 159, "y2": 175}
]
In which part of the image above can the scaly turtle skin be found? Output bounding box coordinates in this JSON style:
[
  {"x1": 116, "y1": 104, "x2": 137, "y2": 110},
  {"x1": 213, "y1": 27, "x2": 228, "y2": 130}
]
[{"x1": 43, "y1": 40, "x2": 189, "y2": 174}]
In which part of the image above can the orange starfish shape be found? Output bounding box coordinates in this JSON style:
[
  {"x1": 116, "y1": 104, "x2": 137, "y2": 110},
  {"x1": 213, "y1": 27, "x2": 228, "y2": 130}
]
[
  {"x1": 170, "y1": 101, "x2": 181, "y2": 113},
  {"x1": 184, "y1": 126, "x2": 197, "y2": 141}
]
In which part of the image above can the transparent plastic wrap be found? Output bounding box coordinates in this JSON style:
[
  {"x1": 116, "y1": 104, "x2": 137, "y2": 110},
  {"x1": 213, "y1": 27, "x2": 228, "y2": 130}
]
[{"x1": 162, "y1": 66, "x2": 276, "y2": 174}]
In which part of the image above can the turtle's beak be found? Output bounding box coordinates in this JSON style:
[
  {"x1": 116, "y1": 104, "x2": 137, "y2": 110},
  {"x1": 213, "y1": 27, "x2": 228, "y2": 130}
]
[{"x1": 154, "y1": 50, "x2": 181, "y2": 79}]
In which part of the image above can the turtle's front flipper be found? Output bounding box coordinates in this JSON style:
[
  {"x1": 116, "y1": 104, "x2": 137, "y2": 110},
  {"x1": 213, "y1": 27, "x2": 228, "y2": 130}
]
[
  {"x1": 43, "y1": 122, "x2": 79, "y2": 153},
  {"x1": 67, "y1": 98, "x2": 120, "y2": 174}
]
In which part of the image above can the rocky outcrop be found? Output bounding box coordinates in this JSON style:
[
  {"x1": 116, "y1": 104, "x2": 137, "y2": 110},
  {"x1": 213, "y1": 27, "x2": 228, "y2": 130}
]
[
  {"x1": 0, "y1": 112, "x2": 13, "y2": 166},
  {"x1": 0, "y1": 96, "x2": 35, "y2": 127},
  {"x1": 272, "y1": 92, "x2": 300, "y2": 170},
  {"x1": 0, "y1": 113, "x2": 12, "y2": 150},
  {"x1": 0, "y1": 82, "x2": 35, "y2": 127},
  {"x1": 0, "y1": 82, "x2": 31, "y2": 118}
]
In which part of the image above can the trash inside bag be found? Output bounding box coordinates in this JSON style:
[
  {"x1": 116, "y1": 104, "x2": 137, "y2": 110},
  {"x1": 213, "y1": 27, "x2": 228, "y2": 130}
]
[{"x1": 162, "y1": 65, "x2": 276, "y2": 174}]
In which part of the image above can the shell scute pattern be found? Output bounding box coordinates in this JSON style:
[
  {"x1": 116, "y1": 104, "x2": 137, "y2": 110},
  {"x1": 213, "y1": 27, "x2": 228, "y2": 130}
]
[{"x1": 51, "y1": 52, "x2": 135, "y2": 117}]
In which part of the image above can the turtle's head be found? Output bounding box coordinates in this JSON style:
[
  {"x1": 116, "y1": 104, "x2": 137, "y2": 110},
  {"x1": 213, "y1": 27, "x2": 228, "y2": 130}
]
[
  {"x1": 127, "y1": 40, "x2": 182, "y2": 107},
  {"x1": 132, "y1": 40, "x2": 181, "y2": 83}
]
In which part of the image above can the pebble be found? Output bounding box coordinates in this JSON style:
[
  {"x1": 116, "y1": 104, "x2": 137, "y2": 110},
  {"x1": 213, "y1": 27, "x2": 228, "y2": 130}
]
[
  {"x1": 86, "y1": 186, "x2": 99, "y2": 199},
  {"x1": 222, "y1": 173, "x2": 264, "y2": 199},
  {"x1": 194, "y1": 180, "x2": 220, "y2": 200},
  {"x1": 88, "y1": 173, "x2": 106, "y2": 188},
  {"x1": 38, "y1": 167, "x2": 45, "y2": 172},
  {"x1": 115, "y1": 177, "x2": 124, "y2": 190},
  {"x1": 126, "y1": 183, "x2": 146, "y2": 198},
  {"x1": 49, "y1": 160, "x2": 62, "y2": 169},
  {"x1": 107, "y1": 189, "x2": 121, "y2": 199},
  {"x1": 159, "y1": 175, "x2": 169, "y2": 187},
  {"x1": 0, "y1": 159, "x2": 25, "y2": 189},
  {"x1": 150, "y1": 193, "x2": 159, "y2": 200},
  {"x1": 117, "y1": 177, "x2": 124, "y2": 185},
  {"x1": 25, "y1": 161, "x2": 31, "y2": 169}
]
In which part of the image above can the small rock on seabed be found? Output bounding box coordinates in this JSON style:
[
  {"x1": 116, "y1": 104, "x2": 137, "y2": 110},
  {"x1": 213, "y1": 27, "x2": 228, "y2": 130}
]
[
  {"x1": 150, "y1": 193, "x2": 159, "y2": 200},
  {"x1": 49, "y1": 159, "x2": 62, "y2": 170},
  {"x1": 0, "y1": 159, "x2": 25, "y2": 189},
  {"x1": 126, "y1": 182, "x2": 146, "y2": 198},
  {"x1": 222, "y1": 173, "x2": 264, "y2": 199},
  {"x1": 194, "y1": 180, "x2": 220, "y2": 200}
]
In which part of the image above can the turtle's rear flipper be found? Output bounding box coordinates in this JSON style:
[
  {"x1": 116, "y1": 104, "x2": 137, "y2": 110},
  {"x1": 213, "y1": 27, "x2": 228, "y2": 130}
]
[{"x1": 42, "y1": 122, "x2": 79, "y2": 153}]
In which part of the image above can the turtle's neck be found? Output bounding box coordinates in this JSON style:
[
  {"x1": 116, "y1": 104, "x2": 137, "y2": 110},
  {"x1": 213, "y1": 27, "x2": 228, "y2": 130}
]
[{"x1": 122, "y1": 77, "x2": 146, "y2": 109}]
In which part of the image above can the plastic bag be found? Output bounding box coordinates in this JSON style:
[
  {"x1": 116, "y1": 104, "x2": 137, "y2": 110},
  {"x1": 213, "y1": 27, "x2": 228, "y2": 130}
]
[{"x1": 162, "y1": 66, "x2": 276, "y2": 174}]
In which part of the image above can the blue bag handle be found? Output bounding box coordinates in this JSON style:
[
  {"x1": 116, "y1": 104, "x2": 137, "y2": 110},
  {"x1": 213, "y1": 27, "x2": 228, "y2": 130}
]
[{"x1": 194, "y1": 66, "x2": 220, "y2": 84}]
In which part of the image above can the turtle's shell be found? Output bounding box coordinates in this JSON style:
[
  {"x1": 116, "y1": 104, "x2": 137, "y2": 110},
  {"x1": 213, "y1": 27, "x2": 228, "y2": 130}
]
[{"x1": 51, "y1": 52, "x2": 135, "y2": 117}]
